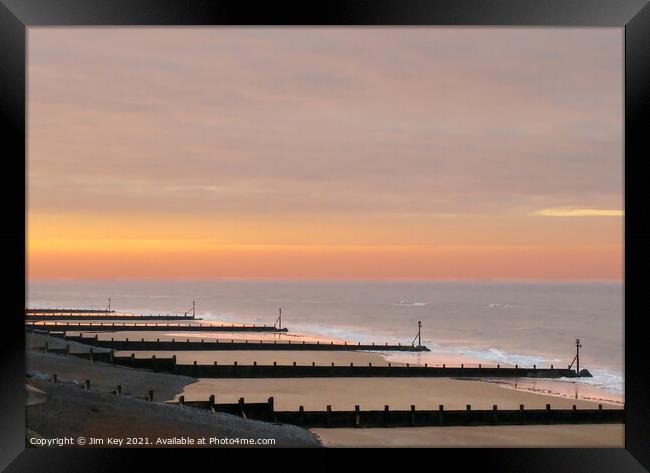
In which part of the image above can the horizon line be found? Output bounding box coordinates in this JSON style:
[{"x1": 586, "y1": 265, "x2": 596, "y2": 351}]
[{"x1": 26, "y1": 277, "x2": 624, "y2": 284}]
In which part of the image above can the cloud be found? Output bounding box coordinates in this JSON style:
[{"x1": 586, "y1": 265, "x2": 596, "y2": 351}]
[
  {"x1": 534, "y1": 208, "x2": 624, "y2": 217},
  {"x1": 26, "y1": 28, "x2": 624, "y2": 279}
]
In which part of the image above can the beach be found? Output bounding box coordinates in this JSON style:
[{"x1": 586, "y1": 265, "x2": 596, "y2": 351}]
[
  {"x1": 178, "y1": 376, "x2": 621, "y2": 411},
  {"x1": 25, "y1": 23, "x2": 625, "y2": 453},
  {"x1": 25, "y1": 348, "x2": 320, "y2": 448},
  {"x1": 26, "y1": 331, "x2": 623, "y2": 447},
  {"x1": 312, "y1": 424, "x2": 624, "y2": 448},
  {"x1": 27, "y1": 280, "x2": 624, "y2": 399}
]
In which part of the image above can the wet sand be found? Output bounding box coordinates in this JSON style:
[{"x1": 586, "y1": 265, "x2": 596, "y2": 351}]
[
  {"x1": 62, "y1": 329, "x2": 334, "y2": 344},
  {"x1": 26, "y1": 332, "x2": 623, "y2": 448},
  {"x1": 115, "y1": 349, "x2": 400, "y2": 367},
  {"x1": 179, "y1": 375, "x2": 624, "y2": 446},
  {"x1": 178, "y1": 377, "x2": 622, "y2": 411},
  {"x1": 312, "y1": 424, "x2": 624, "y2": 447}
]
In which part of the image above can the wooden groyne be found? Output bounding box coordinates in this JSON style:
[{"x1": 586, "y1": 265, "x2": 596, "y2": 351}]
[
  {"x1": 25, "y1": 314, "x2": 200, "y2": 322},
  {"x1": 169, "y1": 363, "x2": 586, "y2": 379},
  {"x1": 26, "y1": 308, "x2": 116, "y2": 314},
  {"x1": 34, "y1": 343, "x2": 591, "y2": 379},
  {"x1": 26, "y1": 322, "x2": 288, "y2": 333},
  {"x1": 168, "y1": 396, "x2": 623, "y2": 428},
  {"x1": 38, "y1": 367, "x2": 623, "y2": 428},
  {"x1": 46, "y1": 332, "x2": 430, "y2": 352}
]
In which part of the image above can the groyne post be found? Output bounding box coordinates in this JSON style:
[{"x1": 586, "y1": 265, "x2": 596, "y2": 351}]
[
  {"x1": 149, "y1": 390, "x2": 154, "y2": 401},
  {"x1": 268, "y1": 397, "x2": 276, "y2": 422},
  {"x1": 239, "y1": 397, "x2": 246, "y2": 419},
  {"x1": 355, "y1": 405, "x2": 361, "y2": 428}
]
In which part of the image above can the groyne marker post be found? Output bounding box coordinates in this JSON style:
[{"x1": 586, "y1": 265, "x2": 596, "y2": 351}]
[{"x1": 569, "y1": 338, "x2": 583, "y2": 374}]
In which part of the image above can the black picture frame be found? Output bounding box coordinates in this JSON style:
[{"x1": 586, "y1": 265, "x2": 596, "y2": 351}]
[{"x1": 1, "y1": 0, "x2": 648, "y2": 471}]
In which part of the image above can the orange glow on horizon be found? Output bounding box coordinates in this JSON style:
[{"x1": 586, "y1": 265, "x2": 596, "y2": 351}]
[
  {"x1": 28, "y1": 242, "x2": 622, "y2": 281},
  {"x1": 27, "y1": 28, "x2": 624, "y2": 281}
]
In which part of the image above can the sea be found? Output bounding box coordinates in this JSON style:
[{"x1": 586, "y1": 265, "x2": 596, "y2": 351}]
[{"x1": 27, "y1": 279, "x2": 624, "y2": 401}]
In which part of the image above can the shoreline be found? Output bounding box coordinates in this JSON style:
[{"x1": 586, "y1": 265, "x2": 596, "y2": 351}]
[
  {"x1": 193, "y1": 314, "x2": 624, "y2": 404},
  {"x1": 26, "y1": 332, "x2": 623, "y2": 447},
  {"x1": 31, "y1": 328, "x2": 623, "y2": 405}
]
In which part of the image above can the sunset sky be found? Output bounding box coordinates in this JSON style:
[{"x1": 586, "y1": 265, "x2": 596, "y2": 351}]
[{"x1": 27, "y1": 28, "x2": 623, "y2": 280}]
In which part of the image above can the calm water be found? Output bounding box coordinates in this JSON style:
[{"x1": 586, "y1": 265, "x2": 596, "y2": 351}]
[{"x1": 27, "y1": 280, "x2": 624, "y2": 396}]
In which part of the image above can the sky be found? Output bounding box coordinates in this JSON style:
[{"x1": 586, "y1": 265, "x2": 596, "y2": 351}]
[{"x1": 27, "y1": 28, "x2": 623, "y2": 280}]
